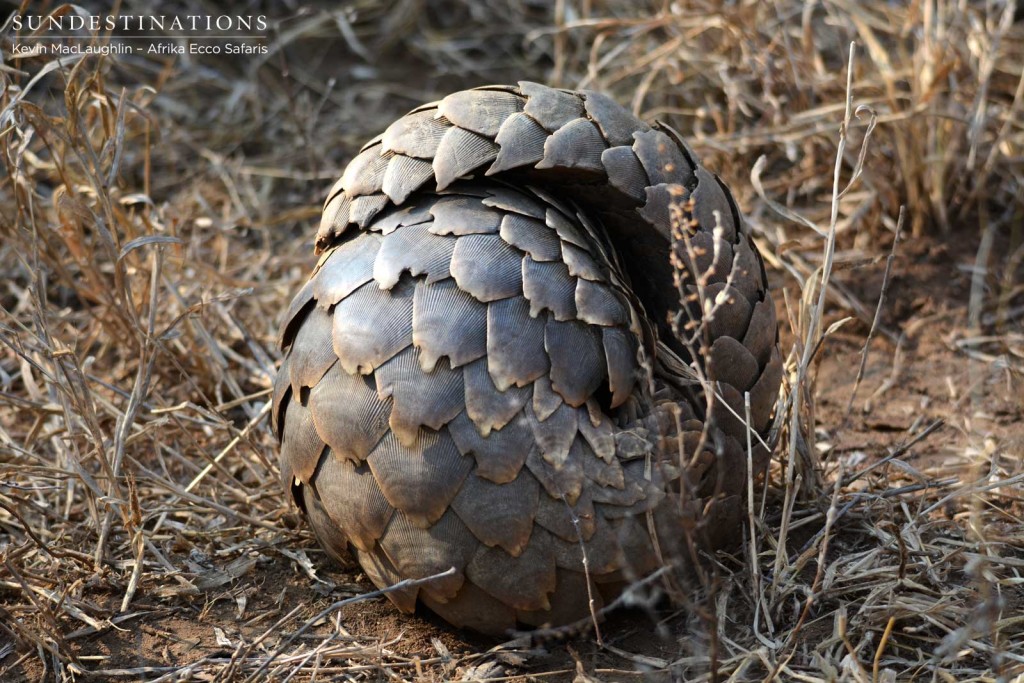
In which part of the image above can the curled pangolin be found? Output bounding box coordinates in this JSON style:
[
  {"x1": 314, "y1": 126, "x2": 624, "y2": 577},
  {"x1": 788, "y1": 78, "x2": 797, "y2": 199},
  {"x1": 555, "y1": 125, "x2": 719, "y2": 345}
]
[{"x1": 272, "y1": 82, "x2": 782, "y2": 634}]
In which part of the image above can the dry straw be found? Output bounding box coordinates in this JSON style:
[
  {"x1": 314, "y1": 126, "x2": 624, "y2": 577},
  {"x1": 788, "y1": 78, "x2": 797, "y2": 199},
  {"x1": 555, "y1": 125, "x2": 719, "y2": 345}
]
[{"x1": 2, "y1": 1, "x2": 1021, "y2": 681}]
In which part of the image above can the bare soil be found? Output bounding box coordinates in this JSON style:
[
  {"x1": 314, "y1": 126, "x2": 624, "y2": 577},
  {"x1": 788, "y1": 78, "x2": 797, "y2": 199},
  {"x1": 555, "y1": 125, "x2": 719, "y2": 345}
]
[{"x1": 5, "y1": 229, "x2": 1017, "y2": 683}]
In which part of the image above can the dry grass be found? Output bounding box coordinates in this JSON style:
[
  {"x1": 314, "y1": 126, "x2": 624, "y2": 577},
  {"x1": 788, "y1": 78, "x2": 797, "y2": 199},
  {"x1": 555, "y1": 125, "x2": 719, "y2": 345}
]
[{"x1": 1, "y1": 1, "x2": 1022, "y2": 681}]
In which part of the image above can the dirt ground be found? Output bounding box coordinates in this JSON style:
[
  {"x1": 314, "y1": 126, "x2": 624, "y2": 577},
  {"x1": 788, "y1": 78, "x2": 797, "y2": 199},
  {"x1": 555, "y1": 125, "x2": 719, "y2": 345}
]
[{"x1": 5, "y1": 228, "x2": 1019, "y2": 682}]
